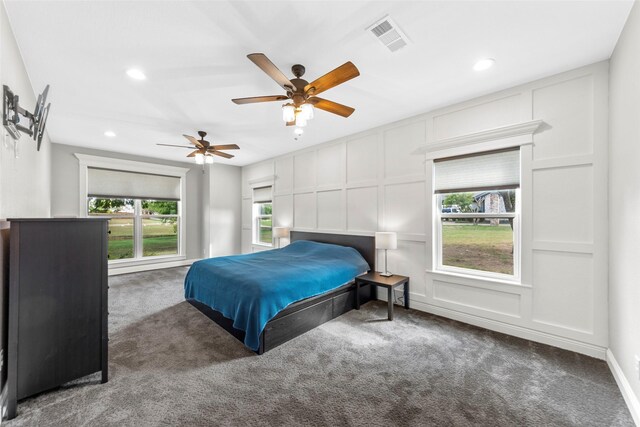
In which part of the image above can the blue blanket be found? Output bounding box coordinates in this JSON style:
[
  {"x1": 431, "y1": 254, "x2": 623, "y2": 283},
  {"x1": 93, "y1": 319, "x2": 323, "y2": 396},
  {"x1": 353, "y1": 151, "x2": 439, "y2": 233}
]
[{"x1": 184, "y1": 240, "x2": 369, "y2": 351}]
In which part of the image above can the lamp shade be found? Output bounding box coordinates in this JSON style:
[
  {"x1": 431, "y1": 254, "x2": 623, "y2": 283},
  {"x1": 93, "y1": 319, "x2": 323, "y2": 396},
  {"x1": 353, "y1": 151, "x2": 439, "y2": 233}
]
[
  {"x1": 295, "y1": 114, "x2": 307, "y2": 127},
  {"x1": 300, "y1": 103, "x2": 314, "y2": 120},
  {"x1": 282, "y1": 104, "x2": 295, "y2": 122},
  {"x1": 273, "y1": 227, "x2": 290, "y2": 239},
  {"x1": 375, "y1": 232, "x2": 397, "y2": 250}
]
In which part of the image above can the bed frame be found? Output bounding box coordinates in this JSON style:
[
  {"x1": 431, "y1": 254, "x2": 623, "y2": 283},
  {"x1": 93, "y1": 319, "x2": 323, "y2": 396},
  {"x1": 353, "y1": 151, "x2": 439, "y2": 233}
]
[{"x1": 187, "y1": 231, "x2": 376, "y2": 354}]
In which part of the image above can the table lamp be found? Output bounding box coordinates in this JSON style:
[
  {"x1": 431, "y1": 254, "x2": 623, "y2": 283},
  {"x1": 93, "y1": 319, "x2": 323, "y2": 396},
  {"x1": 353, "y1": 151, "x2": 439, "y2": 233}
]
[
  {"x1": 273, "y1": 227, "x2": 290, "y2": 248},
  {"x1": 375, "y1": 231, "x2": 397, "y2": 277}
]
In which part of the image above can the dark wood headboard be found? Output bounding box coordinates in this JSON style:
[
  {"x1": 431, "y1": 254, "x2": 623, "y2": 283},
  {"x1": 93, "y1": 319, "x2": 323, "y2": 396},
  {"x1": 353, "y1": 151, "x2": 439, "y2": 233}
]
[{"x1": 290, "y1": 231, "x2": 375, "y2": 271}]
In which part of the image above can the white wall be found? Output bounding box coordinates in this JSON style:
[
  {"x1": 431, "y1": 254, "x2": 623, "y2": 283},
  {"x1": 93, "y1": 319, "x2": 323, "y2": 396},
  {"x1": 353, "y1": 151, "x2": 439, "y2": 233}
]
[
  {"x1": 242, "y1": 62, "x2": 609, "y2": 359},
  {"x1": 0, "y1": 2, "x2": 51, "y2": 219},
  {"x1": 609, "y1": 0, "x2": 640, "y2": 423},
  {"x1": 203, "y1": 163, "x2": 241, "y2": 257},
  {"x1": 0, "y1": 0, "x2": 52, "y2": 396}
]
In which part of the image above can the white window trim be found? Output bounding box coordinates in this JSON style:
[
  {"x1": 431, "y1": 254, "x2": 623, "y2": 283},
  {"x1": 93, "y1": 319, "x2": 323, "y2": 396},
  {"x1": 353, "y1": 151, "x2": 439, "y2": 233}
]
[
  {"x1": 422, "y1": 120, "x2": 543, "y2": 160},
  {"x1": 248, "y1": 177, "x2": 275, "y2": 249},
  {"x1": 75, "y1": 153, "x2": 189, "y2": 263},
  {"x1": 426, "y1": 120, "x2": 543, "y2": 285}
]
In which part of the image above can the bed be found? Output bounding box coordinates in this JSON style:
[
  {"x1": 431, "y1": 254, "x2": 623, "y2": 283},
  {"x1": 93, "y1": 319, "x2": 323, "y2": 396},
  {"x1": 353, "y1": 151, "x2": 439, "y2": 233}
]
[{"x1": 185, "y1": 231, "x2": 376, "y2": 354}]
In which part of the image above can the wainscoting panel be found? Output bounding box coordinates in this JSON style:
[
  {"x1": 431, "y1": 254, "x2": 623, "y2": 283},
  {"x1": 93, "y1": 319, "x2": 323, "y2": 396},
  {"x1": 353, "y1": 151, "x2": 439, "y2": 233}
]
[
  {"x1": 432, "y1": 280, "x2": 522, "y2": 318},
  {"x1": 273, "y1": 194, "x2": 293, "y2": 228},
  {"x1": 293, "y1": 192, "x2": 316, "y2": 230},
  {"x1": 432, "y1": 93, "x2": 524, "y2": 141},
  {"x1": 387, "y1": 240, "x2": 427, "y2": 298},
  {"x1": 383, "y1": 121, "x2": 426, "y2": 179},
  {"x1": 294, "y1": 151, "x2": 316, "y2": 192},
  {"x1": 241, "y1": 229, "x2": 252, "y2": 254},
  {"x1": 532, "y1": 250, "x2": 594, "y2": 334},
  {"x1": 346, "y1": 186, "x2": 378, "y2": 233},
  {"x1": 346, "y1": 133, "x2": 379, "y2": 184},
  {"x1": 275, "y1": 156, "x2": 293, "y2": 195},
  {"x1": 532, "y1": 165, "x2": 594, "y2": 243},
  {"x1": 317, "y1": 190, "x2": 345, "y2": 231},
  {"x1": 317, "y1": 143, "x2": 345, "y2": 188},
  {"x1": 532, "y1": 74, "x2": 594, "y2": 160},
  {"x1": 241, "y1": 198, "x2": 251, "y2": 229},
  {"x1": 383, "y1": 181, "x2": 426, "y2": 234}
]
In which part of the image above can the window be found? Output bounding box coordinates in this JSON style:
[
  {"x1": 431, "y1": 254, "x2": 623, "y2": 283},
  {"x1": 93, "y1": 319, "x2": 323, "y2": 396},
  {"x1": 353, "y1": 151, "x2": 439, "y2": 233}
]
[
  {"x1": 434, "y1": 149, "x2": 520, "y2": 279},
  {"x1": 88, "y1": 199, "x2": 180, "y2": 260},
  {"x1": 88, "y1": 198, "x2": 135, "y2": 260},
  {"x1": 141, "y1": 200, "x2": 179, "y2": 257},
  {"x1": 85, "y1": 166, "x2": 183, "y2": 262},
  {"x1": 252, "y1": 186, "x2": 273, "y2": 246}
]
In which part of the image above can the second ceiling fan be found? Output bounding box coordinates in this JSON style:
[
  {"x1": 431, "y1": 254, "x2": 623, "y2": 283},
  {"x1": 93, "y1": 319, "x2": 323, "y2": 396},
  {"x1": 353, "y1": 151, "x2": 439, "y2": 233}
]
[
  {"x1": 232, "y1": 53, "x2": 360, "y2": 127},
  {"x1": 157, "y1": 131, "x2": 239, "y2": 164}
]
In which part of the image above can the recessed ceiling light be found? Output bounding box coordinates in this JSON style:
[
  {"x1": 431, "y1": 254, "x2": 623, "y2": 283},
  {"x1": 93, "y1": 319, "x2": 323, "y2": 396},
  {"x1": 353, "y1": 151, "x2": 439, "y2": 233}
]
[
  {"x1": 473, "y1": 58, "x2": 495, "y2": 71},
  {"x1": 104, "y1": 131, "x2": 116, "y2": 137},
  {"x1": 126, "y1": 68, "x2": 146, "y2": 80}
]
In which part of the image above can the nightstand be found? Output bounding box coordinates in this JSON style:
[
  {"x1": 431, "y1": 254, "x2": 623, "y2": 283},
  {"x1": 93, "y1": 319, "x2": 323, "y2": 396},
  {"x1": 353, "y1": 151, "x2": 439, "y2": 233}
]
[{"x1": 355, "y1": 272, "x2": 409, "y2": 320}]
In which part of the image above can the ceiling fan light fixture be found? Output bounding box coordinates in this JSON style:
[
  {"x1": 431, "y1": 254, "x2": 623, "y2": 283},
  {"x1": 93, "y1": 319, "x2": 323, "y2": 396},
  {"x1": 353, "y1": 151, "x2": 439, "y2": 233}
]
[
  {"x1": 295, "y1": 114, "x2": 307, "y2": 127},
  {"x1": 282, "y1": 104, "x2": 295, "y2": 122},
  {"x1": 205, "y1": 155, "x2": 214, "y2": 164},
  {"x1": 195, "y1": 153, "x2": 205, "y2": 165},
  {"x1": 300, "y1": 103, "x2": 314, "y2": 120},
  {"x1": 294, "y1": 127, "x2": 304, "y2": 136}
]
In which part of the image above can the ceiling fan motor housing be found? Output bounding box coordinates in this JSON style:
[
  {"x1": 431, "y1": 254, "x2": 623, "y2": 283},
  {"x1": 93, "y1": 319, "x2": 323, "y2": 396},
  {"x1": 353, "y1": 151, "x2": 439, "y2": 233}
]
[{"x1": 291, "y1": 64, "x2": 305, "y2": 78}]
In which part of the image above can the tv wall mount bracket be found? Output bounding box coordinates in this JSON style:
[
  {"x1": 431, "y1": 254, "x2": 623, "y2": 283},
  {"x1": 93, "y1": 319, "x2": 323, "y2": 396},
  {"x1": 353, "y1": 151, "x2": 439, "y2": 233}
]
[{"x1": 2, "y1": 84, "x2": 51, "y2": 151}]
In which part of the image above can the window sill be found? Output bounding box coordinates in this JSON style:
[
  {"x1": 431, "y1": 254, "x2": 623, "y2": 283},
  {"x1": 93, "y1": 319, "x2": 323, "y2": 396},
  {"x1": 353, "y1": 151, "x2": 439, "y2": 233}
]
[
  {"x1": 426, "y1": 269, "x2": 530, "y2": 289},
  {"x1": 109, "y1": 254, "x2": 186, "y2": 269},
  {"x1": 252, "y1": 243, "x2": 273, "y2": 248}
]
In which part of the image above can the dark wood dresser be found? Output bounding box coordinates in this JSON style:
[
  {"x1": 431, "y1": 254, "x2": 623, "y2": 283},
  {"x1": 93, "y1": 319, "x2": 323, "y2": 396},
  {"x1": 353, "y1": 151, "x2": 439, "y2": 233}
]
[{"x1": 4, "y1": 218, "x2": 108, "y2": 420}]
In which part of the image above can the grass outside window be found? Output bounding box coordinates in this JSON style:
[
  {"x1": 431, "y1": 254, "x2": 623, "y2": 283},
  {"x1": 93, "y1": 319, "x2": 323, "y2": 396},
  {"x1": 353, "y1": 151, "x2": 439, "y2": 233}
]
[{"x1": 441, "y1": 222, "x2": 514, "y2": 275}]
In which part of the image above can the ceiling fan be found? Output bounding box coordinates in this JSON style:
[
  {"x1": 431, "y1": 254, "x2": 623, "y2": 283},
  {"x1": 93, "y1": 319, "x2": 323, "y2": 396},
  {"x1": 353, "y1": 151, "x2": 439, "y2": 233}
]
[
  {"x1": 157, "y1": 131, "x2": 239, "y2": 164},
  {"x1": 232, "y1": 53, "x2": 360, "y2": 128}
]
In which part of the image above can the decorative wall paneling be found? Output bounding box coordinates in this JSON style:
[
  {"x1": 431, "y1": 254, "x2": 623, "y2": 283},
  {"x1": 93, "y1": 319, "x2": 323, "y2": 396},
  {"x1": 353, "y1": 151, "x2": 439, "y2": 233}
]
[{"x1": 241, "y1": 62, "x2": 609, "y2": 358}]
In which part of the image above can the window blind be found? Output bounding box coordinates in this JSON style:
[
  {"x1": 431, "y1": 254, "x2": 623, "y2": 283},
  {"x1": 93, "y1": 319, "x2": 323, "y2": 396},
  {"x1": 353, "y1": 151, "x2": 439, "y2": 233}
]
[
  {"x1": 88, "y1": 168, "x2": 181, "y2": 201},
  {"x1": 434, "y1": 149, "x2": 520, "y2": 194},
  {"x1": 253, "y1": 186, "x2": 272, "y2": 203}
]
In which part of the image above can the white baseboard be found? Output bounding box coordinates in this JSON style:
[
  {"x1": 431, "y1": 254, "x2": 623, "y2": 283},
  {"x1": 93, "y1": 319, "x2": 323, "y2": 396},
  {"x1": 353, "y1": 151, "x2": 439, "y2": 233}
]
[
  {"x1": 409, "y1": 300, "x2": 607, "y2": 360},
  {"x1": 108, "y1": 258, "x2": 200, "y2": 276},
  {"x1": 607, "y1": 349, "x2": 640, "y2": 426}
]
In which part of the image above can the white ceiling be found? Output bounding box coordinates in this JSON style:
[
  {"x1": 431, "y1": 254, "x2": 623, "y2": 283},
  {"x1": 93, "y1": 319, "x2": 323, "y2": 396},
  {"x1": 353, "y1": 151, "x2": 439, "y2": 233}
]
[{"x1": 4, "y1": 0, "x2": 633, "y2": 166}]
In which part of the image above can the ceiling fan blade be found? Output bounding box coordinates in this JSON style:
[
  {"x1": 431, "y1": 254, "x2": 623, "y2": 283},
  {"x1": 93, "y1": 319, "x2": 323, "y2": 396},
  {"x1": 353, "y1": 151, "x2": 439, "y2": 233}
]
[
  {"x1": 286, "y1": 121, "x2": 295, "y2": 127},
  {"x1": 157, "y1": 144, "x2": 194, "y2": 148},
  {"x1": 307, "y1": 97, "x2": 355, "y2": 117},
  {"x1": 211, "y1": 151, "x2": 234, "y2": 159},
  {"x1": 304, "y1": 62, "x2": 360, "y2": 96},
  {"x1": 209, "y1": 144, "x2": 240, "y2": 150},
  {"x1": 247, "y1": 53, "x2": 295, "y2": 91},
  {"x1": 183, "y1": 134, "x2": 204, "y2": 148},
  {"x1": 187, "y1": 150, "x2": 201, "y2": 158},
  {"x1": 232, "y1": 95, "x2": 288, "y2": 105}
]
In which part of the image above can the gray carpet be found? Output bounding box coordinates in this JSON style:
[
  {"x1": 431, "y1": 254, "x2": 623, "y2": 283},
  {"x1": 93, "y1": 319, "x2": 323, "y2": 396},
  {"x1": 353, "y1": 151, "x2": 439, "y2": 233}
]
[{"x1": 6, "y1": 267, "x2": 633, "y2": 426}]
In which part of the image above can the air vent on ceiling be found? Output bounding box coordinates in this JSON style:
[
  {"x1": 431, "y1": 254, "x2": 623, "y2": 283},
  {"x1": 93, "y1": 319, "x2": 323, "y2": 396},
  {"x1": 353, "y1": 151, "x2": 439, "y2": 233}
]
[{"x1": 366, "y1": 15, "x2": 410, "y2": 52}]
